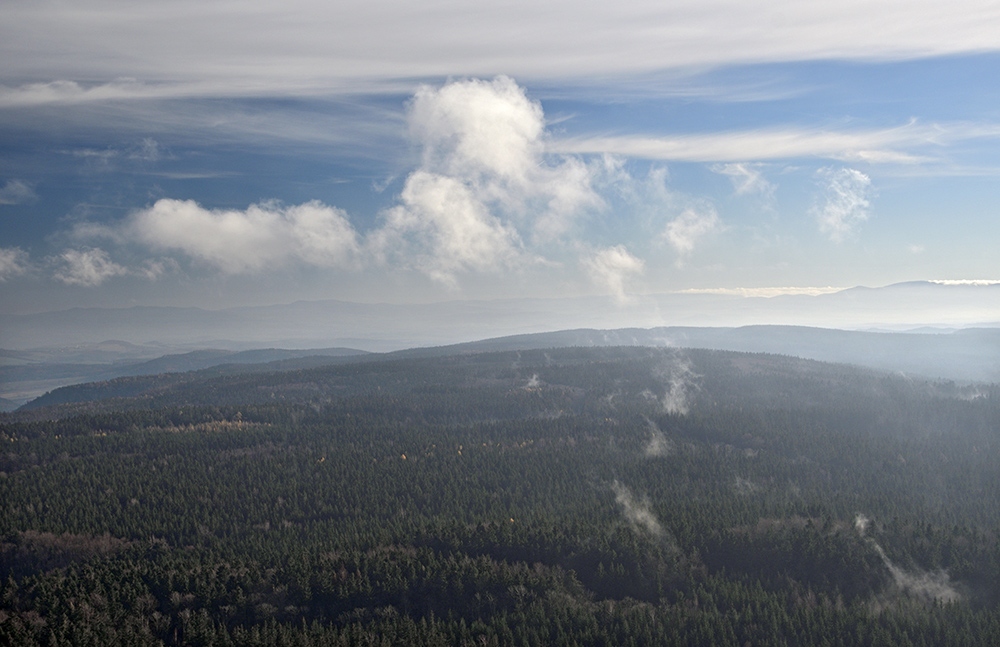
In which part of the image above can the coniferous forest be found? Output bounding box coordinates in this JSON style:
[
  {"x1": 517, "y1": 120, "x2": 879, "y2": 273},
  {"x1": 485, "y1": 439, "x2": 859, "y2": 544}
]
[{"x1": 2, "y1": 346, "x2": 1000, "y2": 645}]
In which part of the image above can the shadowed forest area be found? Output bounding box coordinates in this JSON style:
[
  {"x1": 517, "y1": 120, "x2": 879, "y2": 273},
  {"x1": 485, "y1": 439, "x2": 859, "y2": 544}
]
[{"x1": 2, "y1": 346, "x2": 1000, "y2": 645}]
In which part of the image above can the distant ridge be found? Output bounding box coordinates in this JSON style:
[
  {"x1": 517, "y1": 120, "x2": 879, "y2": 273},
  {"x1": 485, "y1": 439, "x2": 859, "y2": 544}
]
[
  {"x1": 0, "y1": 346, "x2": 370, "y2": 410},
  {"x1": 4, "y1": 281, "x2": 1000, "y2": 351},
  {"x1": 116, "y1": 347, "x2": 369, "y2": 377},
  {"x1": 13, "y1": 323, "x2": 1000, "y2": 413},
  {"x1": 387, "y1": 325, "x2": 1000, "y2": 383}
]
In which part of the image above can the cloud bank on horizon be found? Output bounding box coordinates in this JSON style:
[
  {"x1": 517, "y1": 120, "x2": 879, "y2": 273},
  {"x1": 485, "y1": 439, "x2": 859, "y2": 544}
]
[{"x1": 3, "y1": 1, "x2": 1000, "y2": 314}]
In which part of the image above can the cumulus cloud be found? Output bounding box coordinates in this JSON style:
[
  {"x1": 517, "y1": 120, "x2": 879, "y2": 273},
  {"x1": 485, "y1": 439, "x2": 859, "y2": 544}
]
[
  {"x1": 126, "y1": 199, "x2": 360, "y2": 273},
  {"x1": 663, "y1": 205, "x2": 720, "y2": 257},
  {"x1": 375, "y1": 172, "x2": 526, "y2": 286},
  {"x1": 378, "y1": 76, "x2": 602, "y2": 284},
  {"x1": 0, "y1": 179, "x2": 36, "y2": 205},
  {"x1": 64, "y1": 78, "x2": 631, "y2": 289},
  {"x1": 582, "y1": 245, "x2": 644, "y2": 301},
  {"x1": 713, "y1": 162, "x2": 774, "y2": 197},
  {"x1": 0, "y1": 247, "x2": 30, "y2": 281},
  {"x1": 53, "y1": 248, "x2": 127, "y2": 286},
  {"x1": 812, "y1": 167, "x2": 872, "y2": 241},
  {"x1": 58, "y1": 78, "x2": 607, "y2": 287},
  {"x1": 408, "y1": 76, "x2": 544, "y2": 185}
]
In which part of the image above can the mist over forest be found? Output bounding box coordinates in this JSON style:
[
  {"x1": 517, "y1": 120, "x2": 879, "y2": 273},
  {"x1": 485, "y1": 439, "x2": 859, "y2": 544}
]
[{"x1": 3, "y1": 340, "x2": 1000, "y2": 645}]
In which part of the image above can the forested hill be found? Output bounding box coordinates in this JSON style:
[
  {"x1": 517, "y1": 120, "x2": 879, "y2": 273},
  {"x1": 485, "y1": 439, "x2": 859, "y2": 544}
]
[
  {"x1": 14, "y1": 329, "x2": 997, "y2": 417},
  {"x1": 10, "y1": 322, "x2": 1000, "y2": 414},
  {"x1": 0, "y1": 346, "x2": 370, "y2": 412},
  {"x1": 2, "y1": 346, "x2": 1000, "y2": 645}
]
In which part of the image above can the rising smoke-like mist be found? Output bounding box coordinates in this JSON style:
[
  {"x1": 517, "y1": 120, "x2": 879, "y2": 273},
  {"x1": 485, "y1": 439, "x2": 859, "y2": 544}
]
[
  {"x1": 854, "y1": 513, "x2": 961, "y2": 605},
  {"x1": 652, "y1": 351, "x2": 700, "y2": 415},
  {"x1": 612, "y1": 480, "x2": 663, "y2": 537},
  {"x1": 643, "y1": 417, "x2": 675, "y2": 457}
]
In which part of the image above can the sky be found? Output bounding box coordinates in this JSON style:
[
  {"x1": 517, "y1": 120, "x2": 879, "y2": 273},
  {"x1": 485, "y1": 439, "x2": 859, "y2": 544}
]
[{"x1": 3, "y1": 1, "x2": 1000, "y2": 315}]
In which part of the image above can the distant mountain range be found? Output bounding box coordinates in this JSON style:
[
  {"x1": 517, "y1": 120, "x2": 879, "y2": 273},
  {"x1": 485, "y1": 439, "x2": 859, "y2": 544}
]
[
  {"x1": 4, "y1": 281, "x2": 1000, "y2": 409},
  {"x1": 3, "y1": 281, "x2": 1000, "y2": 352}
]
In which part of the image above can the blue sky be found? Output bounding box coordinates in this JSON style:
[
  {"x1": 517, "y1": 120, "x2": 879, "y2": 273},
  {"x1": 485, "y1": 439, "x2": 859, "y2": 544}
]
[{"x1": 3, "y1": 1, "x2": 1000, "y2": 314}]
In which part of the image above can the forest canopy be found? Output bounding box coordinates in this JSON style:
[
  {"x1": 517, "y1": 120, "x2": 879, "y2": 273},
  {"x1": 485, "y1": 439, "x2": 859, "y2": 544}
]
[{"x1": 2, "y1": 346, "x2": 999, "y2": 645}]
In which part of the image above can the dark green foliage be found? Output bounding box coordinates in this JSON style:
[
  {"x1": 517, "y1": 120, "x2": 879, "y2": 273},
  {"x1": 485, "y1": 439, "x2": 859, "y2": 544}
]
[{"x1": 1, "y1": 347, "x2": 999, "y2": 645}]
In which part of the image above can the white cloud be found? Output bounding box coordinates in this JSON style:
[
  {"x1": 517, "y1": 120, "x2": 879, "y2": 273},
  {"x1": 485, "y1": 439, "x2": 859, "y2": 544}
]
[
  {"x1": 812, "y1": 167, "x2": 872, "y2": 241},
  {"x1": 4, "y1": 2, "x2": 1000, "y2": 103},
  {"x1": 551, "y1": 123, "x2": 948, "y2": 164},
  {"x1": 0, "y1": 180, "x2": 36, "y2": 205},
  {"x1": 62, "y1": 78, "x2": 606, "y2": 287},
  {"x1": 61, "y1": 139, "x2": 165, "y2": 173},
  {"x1": 602, "y1": 162, "x2": 680, "y2": 226},
  {"x1": 583, "y1": 245, "x2": 644, "y2": 301},
  {"x1": 0, "y1": 247, "x2": 30, "y2": 281},
  {"x1": 663, "y1": 206, "x2": 720, "y2": 257},
  {"x1": 376, "y1": 76, "x2": 601, "y2": 284},
  {"x1": 678, "y1": 285, "x2": 847, "y2": 297},
  {"x1": 600, "y1": 163, "x2": 723, "y2": 264},
  {"x1": 127, "y1": 199, "x2": 361, "y2": 273},
  {"x1": 713, "y1": 162, "x2": 774, "y2": 197},
  {"x1": 129, "y1": 137, "x2": 161, "y2": 162},
  {"x1": 408, "y1": 76, "x2": 545, "y2": 186},
  {"x1": 929, "y1": 279, "x2": 1000, "y2": 285},
  {"x1": 136, "y1": 258, "x2": 178, "y2": 280},
  {"x1": 53, "y1": 248, "x2": 127, "y2": 286},
  {"x1": 0, "y1": 79, "x2": 168, "y2": 108},
  {"x1": 375, "y1": 171, "x2": 526, "y2": 286}
]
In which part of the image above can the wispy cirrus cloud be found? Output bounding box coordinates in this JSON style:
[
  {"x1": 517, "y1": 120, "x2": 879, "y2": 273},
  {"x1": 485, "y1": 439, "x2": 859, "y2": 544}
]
[
  {"x1": 4, "y1": 2, "x2": 1000, "y2": 102},
  {"x1": 678, "y1": 286, "x2": 847, "y2": 297},
  {"x1": 812, "y1": 167, "x2": 872, "y2": 241},
  {"x1": 663, "y1": 206, "x2": 721, "y2": 258},
  {"x1": 0, "y1": 79, "x2": 210, "y2": 108},
  {"x1": 549, "y1": 122, "x2": 961, "y2": 164},
  {"x1": 712, "y1": 162, "x2": 774, "y2": 197},
  {"x1": 0, "y1": 179, "x2": 36, "y2": 205}
]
